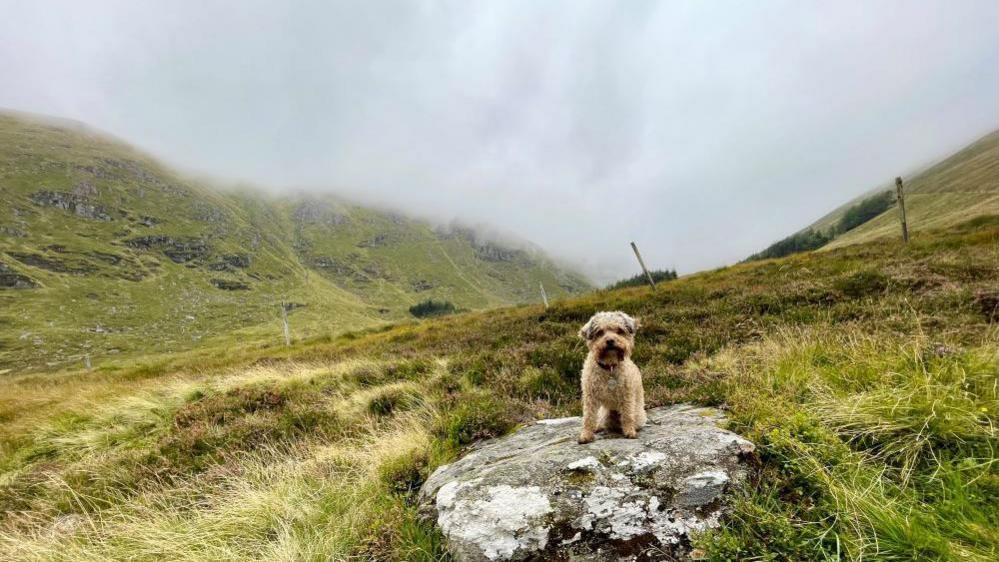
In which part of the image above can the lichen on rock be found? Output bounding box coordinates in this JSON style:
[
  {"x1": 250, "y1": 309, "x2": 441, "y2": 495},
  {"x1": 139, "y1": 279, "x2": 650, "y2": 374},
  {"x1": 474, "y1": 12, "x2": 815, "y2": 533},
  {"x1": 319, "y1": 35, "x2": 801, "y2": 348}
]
[{"x1": 419, "y1": 405, "x2": 755, "y2": 561}]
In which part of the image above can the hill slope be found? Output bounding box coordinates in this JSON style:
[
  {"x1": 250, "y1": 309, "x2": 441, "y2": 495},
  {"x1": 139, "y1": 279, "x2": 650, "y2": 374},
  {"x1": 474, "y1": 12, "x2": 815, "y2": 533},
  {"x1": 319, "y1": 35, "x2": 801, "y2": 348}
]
[
  {"x1": 1, "y1": 215, "x2": 996, "y2": 560},
  {"x1": 749, "y1": 127, "x2": 999, "y2": 261},
  {"x1": 817, "y1": 128, "x2": 999, "y2": 248},
  {"x1": 0, "y1": 112, "x2": 590, "y2": 371}
]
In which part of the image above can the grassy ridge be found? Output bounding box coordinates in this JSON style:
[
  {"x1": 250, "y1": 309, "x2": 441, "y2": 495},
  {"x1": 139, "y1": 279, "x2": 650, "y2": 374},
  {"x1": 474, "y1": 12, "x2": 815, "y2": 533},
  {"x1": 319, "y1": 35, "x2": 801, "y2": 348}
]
[
  {"x1": 806, "y1": 128, "x2": 999, "y2": 251},
  {"x1": 0, "y1": 112, "x2": 589, "y2": 372},
  {"x1": 1, "y1": 216, "x2": 997, "y2": 560}
]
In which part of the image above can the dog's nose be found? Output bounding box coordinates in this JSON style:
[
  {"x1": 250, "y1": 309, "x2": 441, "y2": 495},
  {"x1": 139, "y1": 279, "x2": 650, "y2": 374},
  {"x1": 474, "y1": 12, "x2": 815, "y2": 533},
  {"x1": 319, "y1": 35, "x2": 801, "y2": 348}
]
[{"x1": 605, "y1": 339, "x2": 616, "y2": 348}]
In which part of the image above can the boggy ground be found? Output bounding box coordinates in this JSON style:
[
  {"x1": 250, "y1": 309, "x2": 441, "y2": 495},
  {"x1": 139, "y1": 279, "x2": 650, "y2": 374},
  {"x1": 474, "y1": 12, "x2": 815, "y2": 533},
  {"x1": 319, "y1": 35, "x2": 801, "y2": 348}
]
[{"x1": 1, "y1": 217, "x2": 997, "y2": 561}]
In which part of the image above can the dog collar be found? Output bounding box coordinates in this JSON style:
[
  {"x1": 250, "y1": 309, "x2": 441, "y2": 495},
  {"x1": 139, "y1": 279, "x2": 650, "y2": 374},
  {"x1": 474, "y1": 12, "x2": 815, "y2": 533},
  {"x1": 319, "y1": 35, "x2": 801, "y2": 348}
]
[{"x1": 596, "y1": 361, "x2": 617, "y2": 373}]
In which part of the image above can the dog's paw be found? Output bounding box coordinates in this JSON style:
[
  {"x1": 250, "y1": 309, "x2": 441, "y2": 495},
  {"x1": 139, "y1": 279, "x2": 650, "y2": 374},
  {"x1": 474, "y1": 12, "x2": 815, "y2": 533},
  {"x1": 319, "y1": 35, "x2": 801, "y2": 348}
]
[
  {"x1": 577, "y1": 432, "x2": 595, "y2": 444},
  {"x1": 622, "y1": 428, "x2": 638, "y2": 439}
]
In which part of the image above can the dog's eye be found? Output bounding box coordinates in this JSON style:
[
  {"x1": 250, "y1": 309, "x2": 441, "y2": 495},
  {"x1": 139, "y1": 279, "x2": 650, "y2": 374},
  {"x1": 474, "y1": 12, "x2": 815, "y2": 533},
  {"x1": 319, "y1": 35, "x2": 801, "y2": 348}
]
[
  {"x1": 594, "y1": 329, "x2": 604, "y2": 338},
  {"x1": 614, "y1": 327, "x2": 625, "y2": 335}
]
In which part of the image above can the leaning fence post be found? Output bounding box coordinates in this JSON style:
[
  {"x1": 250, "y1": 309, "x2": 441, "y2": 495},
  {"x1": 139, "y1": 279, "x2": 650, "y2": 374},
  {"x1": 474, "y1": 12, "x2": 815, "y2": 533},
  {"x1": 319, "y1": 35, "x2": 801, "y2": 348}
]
[
  {"x1": 895, "y1": 177, "x2": 909, "y2": 244},
  {"x1": 539, "y1": 282, "x2": 549, "y2": 308},
  {"x1": 280, "y1": 302, "x2": 291, "y2": 346},
  {"x1": 630, "y1": 242, "x2": 656, "y2": 289}
]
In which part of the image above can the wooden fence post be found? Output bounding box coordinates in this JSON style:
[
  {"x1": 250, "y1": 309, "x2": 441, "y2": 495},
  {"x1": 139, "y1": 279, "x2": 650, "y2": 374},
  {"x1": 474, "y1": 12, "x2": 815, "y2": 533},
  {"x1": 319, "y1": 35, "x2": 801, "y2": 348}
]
[
  {"x1": 539, "y1": 282, "x2": 549, "y2": 308},
  {"x1": 281, "y1": 302, "x2": 291, "y2": 346},
  {"x1": 895, "y1": 177, "x2": 909, "y2": 244},
  {"x1": 630, "y1": 242, "x2": 656, "y2": 289}
]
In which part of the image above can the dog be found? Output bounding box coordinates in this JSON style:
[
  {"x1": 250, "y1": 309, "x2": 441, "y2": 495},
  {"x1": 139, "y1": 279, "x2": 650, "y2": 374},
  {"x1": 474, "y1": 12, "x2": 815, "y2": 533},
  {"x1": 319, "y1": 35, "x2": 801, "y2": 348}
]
[{"x1": 577, "y1": 311, "x2": 646, "y2": 444}]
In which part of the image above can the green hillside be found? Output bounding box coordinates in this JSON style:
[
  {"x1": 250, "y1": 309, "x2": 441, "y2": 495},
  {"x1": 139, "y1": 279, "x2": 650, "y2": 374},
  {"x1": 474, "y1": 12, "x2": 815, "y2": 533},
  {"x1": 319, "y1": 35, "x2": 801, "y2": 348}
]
[
  {"x1": 1, "y1": 214, "x2": 996, "y2": 560},
  {"x1": 0, "y1": 112, "x2": 590, "y2": 372},
  {"x1": 750, "y1": 127, "x2": 999, "y2": 260},
  {"x1": 819, "y1": 128, "x2": 999, "y2": 247}
]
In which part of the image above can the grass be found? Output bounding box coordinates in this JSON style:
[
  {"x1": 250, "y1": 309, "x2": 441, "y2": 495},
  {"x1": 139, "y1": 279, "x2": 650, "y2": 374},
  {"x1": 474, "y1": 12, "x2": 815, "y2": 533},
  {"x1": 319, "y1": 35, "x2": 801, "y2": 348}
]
[
  {"x1": 696, "y1": 330, "x2": 998, "y2": 560},
  {"x1": 1, "y1": 216, "x2": 997, "y2": 560}
]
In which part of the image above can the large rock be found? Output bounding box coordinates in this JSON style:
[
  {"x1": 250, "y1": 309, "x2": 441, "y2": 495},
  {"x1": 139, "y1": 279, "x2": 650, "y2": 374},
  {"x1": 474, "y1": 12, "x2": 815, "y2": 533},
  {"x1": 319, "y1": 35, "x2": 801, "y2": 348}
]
[{"x1": 419, "y1": 405, "x2": 755, "y2": 561}]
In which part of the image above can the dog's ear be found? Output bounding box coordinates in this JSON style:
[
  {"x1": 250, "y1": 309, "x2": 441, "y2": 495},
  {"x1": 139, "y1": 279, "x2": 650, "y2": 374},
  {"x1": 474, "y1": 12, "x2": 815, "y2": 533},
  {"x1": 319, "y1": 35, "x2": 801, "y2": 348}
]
[
  {"x1": 579, "y1": 318, "x2": 593, "y2": 340},
  {"x1": 620, "y1": 313, "x2": 639, "y2": 335}
]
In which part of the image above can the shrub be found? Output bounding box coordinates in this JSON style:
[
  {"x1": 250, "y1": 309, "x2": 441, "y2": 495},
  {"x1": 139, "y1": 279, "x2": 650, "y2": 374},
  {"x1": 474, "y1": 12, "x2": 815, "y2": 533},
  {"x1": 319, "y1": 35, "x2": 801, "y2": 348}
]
[
  {"x1": 517, "y1": 366, "x2": 576, "y2": 402},
  {"x1": 433, "y1": 391, "x2": 517, "y2": 449},
  {"x1": 409, "y1": 299, "x2": 457, "y2": 318},
  {"x1": 833, "y1": 270, "x2": 889, "y2": 298},
  {"x1": 379, "y1": 448, "x2": 429, "y2": 496},
  {"x1": 345, "y1": 360, "x2": 433, "y2": 387},
  {"x1": 367, "y1": 387, "x2": 420, "y2": 417}
]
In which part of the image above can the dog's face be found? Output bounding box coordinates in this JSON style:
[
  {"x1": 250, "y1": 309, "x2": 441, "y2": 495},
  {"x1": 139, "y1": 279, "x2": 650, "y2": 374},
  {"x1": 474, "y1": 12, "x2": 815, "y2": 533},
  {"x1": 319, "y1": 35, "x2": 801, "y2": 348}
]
[{"x1": 579, "y1": 311, "x2": 639, "y2": 367}]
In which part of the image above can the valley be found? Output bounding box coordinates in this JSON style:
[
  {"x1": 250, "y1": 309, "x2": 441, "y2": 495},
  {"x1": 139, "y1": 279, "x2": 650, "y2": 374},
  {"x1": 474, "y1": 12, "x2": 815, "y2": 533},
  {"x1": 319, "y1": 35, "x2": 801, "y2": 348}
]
[{"x1": 0, "y1": 112, "x2": 590, "y2": 372}]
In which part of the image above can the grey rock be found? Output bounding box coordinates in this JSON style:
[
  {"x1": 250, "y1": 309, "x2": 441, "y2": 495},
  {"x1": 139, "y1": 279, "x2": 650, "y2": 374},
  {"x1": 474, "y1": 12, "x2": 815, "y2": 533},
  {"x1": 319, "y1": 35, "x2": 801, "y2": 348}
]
[
  {"x1": 472, "y1": 241, "x2": 526, "y2": 264},
  {"x1": 6, "y1": 252, "x2": 96, "y2": 275},
  {"x1": 419, "y1": 405, "x2": 755, "y2": 562},
  {"x1": 29, "y1": 190, "x2": 112, "y2": 221},
  {"x1": 210, "y1": 278, "x2": 250, "y2": 291},
  {"x1": 0, "y1": 262, "x2": 37, "y2": 289},
  {"x1": 357, "y1": 233, "x2": 390, "y2": 248},
  {"x1": 208, "y1": 253, "x2": 252, "y2": 271},
  {"x1": 411, "y1": 279, "x2": 435, "y2": 292},
  {"x1": 192, "y1": 202, "x2": 227, "y2": 224},
  {"x1": 125, "y1": 235, "x2": 210, "y2": 263},
  {"x1": 71, "y1": 181, "x2": 98, "y2": 198},
  {"x1": 48, "y1": 514, "x2": 85, "y2": 537}
]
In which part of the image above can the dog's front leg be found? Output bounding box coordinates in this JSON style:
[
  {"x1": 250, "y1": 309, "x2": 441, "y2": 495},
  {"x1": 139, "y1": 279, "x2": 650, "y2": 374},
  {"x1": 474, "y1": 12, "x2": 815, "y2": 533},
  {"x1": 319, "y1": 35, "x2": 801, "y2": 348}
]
[
  {"x1": 578, "y1": 394, "x2": 598, "y2": 444},
  {"x1": 620, "y1": 406, "x2": 639, "y2": 439}
]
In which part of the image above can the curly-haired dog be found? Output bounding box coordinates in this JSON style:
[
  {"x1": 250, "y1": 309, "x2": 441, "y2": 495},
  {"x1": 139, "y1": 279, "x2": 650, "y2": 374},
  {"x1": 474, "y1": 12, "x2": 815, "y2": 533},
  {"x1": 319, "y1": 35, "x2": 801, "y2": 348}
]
[{"x1": 577, "y1": 311, "x2": 646, "y2": 444}]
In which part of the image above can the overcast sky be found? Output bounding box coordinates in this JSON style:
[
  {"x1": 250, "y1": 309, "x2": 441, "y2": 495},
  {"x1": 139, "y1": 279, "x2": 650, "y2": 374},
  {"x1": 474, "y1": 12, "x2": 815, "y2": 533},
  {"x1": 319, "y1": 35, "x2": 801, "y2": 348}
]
[{"x1": 3, "y1": 1, "x2": 999, "y2": 282}]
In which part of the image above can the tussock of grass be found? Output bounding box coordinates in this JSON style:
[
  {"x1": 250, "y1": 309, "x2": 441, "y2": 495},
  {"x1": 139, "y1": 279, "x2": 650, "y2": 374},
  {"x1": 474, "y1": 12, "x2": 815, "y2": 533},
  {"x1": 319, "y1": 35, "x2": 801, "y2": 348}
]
[
  {"x1": 695, "y1": 331, "x2": 999, "y2": 561},
  {"x1": 1, "y1": 367, "x2": 446, "y2": 561}
]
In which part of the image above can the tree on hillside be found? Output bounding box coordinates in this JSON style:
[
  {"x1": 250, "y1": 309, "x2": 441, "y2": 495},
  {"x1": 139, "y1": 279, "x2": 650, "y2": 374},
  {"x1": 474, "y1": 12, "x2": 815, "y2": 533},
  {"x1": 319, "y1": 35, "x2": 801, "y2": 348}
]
[
  {"x1": 608, "y1": 269, "x2": 678, "y2": 290},
  {"x1": 409, "y1": 299, "x2": 458, "y2": 318},
  {"x1": 836, "y1": 191, "x2": 894, "y2": 233},
  {"x1": 745, "y1": 229, "x2": 832, "y2": 262}
]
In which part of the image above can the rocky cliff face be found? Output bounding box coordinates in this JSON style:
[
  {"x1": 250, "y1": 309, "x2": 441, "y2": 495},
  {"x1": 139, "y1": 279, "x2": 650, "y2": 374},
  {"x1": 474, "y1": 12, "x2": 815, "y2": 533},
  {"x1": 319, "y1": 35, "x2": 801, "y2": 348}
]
[{"x1": 419, "y1": 405, "x2": 756, "y2": 561}]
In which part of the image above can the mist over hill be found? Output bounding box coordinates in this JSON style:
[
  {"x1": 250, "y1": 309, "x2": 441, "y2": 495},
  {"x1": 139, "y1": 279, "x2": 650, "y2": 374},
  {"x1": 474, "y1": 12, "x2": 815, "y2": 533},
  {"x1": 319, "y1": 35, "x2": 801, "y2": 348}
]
[{"x1": 0, "y1": 111, "x2": 590, "y2": 372}]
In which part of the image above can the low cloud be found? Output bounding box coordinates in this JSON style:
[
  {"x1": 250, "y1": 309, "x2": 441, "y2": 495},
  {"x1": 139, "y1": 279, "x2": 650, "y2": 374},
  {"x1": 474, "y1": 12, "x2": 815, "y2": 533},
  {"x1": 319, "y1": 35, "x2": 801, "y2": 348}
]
[{"x1": 3, "y1": 1, "x2": 999, "y2": 282}]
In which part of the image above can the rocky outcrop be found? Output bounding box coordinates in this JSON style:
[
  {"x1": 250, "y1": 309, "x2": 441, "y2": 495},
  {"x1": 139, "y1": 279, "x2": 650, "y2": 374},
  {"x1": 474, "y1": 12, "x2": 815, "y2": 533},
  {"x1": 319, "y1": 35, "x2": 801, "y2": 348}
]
[
  {"x1": 6, "y1": 252, "x2": 96, "y2": 275},
  {"x1": 208, "y1": 253, "x2": 252, "y2": 271},
  {"x1": 411, "y1": 279, "x2": 435, "y2": 292},
  {"x1": 125, "y1": 235, "x2": 210, "y2": 263},
  {"x1": 71, "y1": 181, "x2": 98, "y2": 198},
  {"x1": 292, "y1": 200, "x2": 350, "y2": 226},
  {"x1": 29, "y1": 190, "x2": 113, "y2": 221},
  {"x1": 210, "y1": 278, "x2": 250, "y2": 291},
  {"x1": 0, "y1": 262, "x2": 37, "y2": 288},
  {"x1": 419, "y1": 405, "x2": 755, "y2": 561},
  {"x1": 473, "y1": 241, "x2": 527, "y2": 263},
  {"x1": 357, "y1": 234, "x2": 391, "y2": 248}
]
